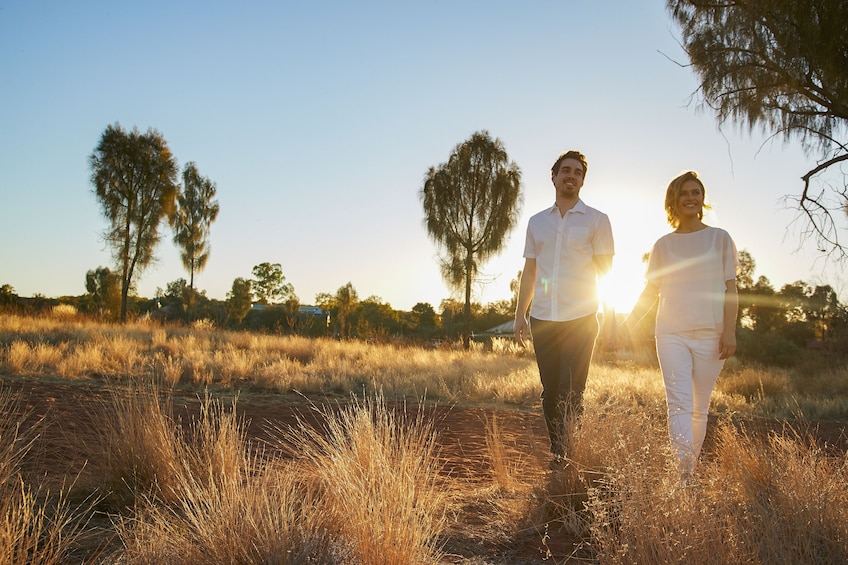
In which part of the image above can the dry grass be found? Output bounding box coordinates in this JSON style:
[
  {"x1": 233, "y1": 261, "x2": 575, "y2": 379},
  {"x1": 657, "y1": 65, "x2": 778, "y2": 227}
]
[
  {"x1": 104, "y1": 390, "x2": 449, "y2": 564},
  {"x1": 2, "y1": 377, "x2": 847, "y2": 563},
  {"x1": 0, "y1": 313, "x2": 539, "y2": 406},
  {"x1": 4, "y1": 312, "x2": 846, "y2": 421},
  {"x1": 110, "y1": 405, "x2": 329, "y2": 564},
  {"x1": 0, "y1": 388, "x2": 94, "y2": 565},
  {"x1": 1, "y1": 312, "x2": 848, "y2": 563},
  {"x1": 269, "y1": 394, "x2": 449, "y2": 564}
]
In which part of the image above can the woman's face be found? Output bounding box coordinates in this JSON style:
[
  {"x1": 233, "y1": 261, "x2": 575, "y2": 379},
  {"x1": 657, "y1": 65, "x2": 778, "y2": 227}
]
[{"x1": 675, "y1": 179, "x2": 704, "y2": 220}]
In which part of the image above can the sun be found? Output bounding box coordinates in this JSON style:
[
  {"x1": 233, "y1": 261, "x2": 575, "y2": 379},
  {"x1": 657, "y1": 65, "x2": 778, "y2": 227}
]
[{"x1": 599, "y1": 264, "x2": 644, "y2": 316}]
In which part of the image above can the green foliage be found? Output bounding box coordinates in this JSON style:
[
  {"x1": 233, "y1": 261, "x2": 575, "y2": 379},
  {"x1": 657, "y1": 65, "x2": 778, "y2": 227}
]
[
  {"x1": 353, "y1": 296, "x2": 400, "y2": 341},
  {"x1": 243, "y1": 298, "x2": 309, "y2": 335},
  {"x1": 411, "y1": 302, "x2": 438, "y2": 337},
  {"x1": 250, "y1": 262, "x2": 294, "y2": 305},
  {"x1": 84, "y1": 266, "x2": 121, "y2": 321},
  {"x1": 668, "y1": 0, "x2": 848, "y2": 257},
  {"x1": 0, "y1": 284, "x2": 18, "y2": 310},
  {"x1": 806, "y1": 283, "x2": 848, "y2": 340},
  {"x1": 89, "y1": 123, "x2": 179, "y2": 322},
  {"x1": 437, "y1": 298, "x2": 467, "y2": 340},
  {"x1": 737, "y1": 329, "x2": 802, "y2": 367},
  {"x1": 736, "y1": 250, "x2": 756, "y2": 291},
  {"x1": 318, "y1": 282, "x2": 359, "y2": 339},
  {"x1": 739, "y1": 274, "x2": 781, "y2": 332},
  {"x1": 737, "y1": 253, "x2": 847, "y2": 351},
  {"x1": 160, "y1": 278, "x2": 189, "y2": 318},
  {"x1": 225, "y1": 277, "x2": 253, "y2": 326},
  {"x1": 472, "y1": 301, "x2": 512, "y2": 334}
]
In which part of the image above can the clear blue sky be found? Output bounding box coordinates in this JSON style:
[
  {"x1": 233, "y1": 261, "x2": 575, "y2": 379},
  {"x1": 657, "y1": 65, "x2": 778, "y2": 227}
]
[{"x1": 1, "y1": 1, "x2": 844, "y2": 313}]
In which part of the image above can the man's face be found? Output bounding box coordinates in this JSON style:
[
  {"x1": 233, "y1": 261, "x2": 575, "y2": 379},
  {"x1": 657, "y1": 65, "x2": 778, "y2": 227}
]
[{"x1": 551, "y1": 158, "x2": 585, "y2": 199}]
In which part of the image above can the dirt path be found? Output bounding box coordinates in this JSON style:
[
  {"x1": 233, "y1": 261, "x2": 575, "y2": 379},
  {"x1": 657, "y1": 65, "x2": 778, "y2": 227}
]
[{"x1": 4, "y1": 375, "x2": 848, "y2": 563}]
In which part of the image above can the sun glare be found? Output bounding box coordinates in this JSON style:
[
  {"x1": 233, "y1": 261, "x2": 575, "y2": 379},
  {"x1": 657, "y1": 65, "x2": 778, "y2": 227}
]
[
  {"x1": 599, "y1": 265, "x2": 644, "y2": 316},
  {"x1": 590, "y1": 181, "x2": 666, "y2": 317}
]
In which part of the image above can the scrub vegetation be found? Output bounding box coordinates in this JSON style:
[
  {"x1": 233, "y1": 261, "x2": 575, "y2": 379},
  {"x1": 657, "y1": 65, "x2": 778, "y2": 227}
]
[{"x1": 1, "y1": 310, "x2": 847, "y2": 563}]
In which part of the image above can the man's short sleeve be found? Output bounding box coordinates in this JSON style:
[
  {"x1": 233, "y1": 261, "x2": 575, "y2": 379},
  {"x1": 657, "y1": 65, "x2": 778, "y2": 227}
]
[
  {"x1": 522, "y1": 222, "x2": 537, "y2": 259},
  {"x1": 593, "y1": 213, "x2": 615, "y2": 256}
]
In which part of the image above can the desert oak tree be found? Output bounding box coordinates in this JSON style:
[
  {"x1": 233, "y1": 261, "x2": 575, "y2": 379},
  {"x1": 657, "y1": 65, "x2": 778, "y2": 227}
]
[
  {"x1": 172, "y1": 162, "x2": 220, "y2": 294},
  {"x1": 420, "y1": 130, "x2": 522, "y2": 347},
  {"x1": 668, "y1": 0, "x2": 848, "y2": 257},
  {"x1": 90, "y1": 123, "x2": 179, "y2": 322}
]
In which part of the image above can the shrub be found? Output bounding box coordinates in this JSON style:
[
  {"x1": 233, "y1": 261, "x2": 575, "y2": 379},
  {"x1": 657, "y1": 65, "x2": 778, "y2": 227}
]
[{"x1": 737, "y1": 329, "x2": 802, "y2": 367}]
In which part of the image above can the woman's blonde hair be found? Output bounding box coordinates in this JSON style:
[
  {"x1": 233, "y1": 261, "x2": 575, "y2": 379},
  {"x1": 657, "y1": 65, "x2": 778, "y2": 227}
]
[{"x1": 664, "y1": 170, "x2": 711, "y2": 228}]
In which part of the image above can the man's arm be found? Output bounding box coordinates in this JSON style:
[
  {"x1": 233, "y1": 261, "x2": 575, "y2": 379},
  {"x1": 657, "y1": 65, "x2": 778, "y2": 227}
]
[
  {"x1": 513, "y1": 257, "x2": 536, "y2": 347},
  {"x1": 593, "y1": 253, "x2": 614, "y2": 278}
]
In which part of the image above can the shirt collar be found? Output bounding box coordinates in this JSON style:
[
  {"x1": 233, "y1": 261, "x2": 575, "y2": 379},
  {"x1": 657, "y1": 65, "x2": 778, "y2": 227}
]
[{"x1": 546, "y1": 199, "x2": 587, "y2": 215}]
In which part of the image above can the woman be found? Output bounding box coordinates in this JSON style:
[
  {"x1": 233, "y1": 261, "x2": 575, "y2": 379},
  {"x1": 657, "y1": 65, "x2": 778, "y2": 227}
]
[{"x1": 622, "y1": 170, "x2": 739, "y2": 479}]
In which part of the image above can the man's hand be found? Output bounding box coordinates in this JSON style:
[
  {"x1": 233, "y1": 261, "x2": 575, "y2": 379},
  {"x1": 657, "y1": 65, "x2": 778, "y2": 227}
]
[{"x1": 514, "y1": 316, "x2": 530, "y2": 347}]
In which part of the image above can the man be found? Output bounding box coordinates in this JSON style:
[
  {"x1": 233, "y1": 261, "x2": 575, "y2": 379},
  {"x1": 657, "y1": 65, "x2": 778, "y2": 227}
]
[{"x1": 514, "y1": 150, "x2": 614, "y2": 467}]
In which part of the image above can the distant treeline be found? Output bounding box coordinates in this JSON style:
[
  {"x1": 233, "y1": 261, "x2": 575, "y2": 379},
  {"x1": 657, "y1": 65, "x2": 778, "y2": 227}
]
[{"x1": 3, "y1": 250, "x2": 847, "y2": 369}]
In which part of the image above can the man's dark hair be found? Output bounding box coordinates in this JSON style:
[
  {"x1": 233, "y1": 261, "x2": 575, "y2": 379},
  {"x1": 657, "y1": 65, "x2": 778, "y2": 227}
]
[{"x1": 551, "y1": 150, "x2": 588, "y2": 176}]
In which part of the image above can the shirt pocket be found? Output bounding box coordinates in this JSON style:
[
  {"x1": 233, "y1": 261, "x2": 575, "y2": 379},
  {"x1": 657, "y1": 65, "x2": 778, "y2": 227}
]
[{"x1": 563, "y1": 226, "x2": 591, "y2": 250}]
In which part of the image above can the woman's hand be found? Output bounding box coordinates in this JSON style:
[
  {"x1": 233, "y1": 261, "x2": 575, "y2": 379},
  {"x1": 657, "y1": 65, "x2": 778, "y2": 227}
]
[{"x1": 719, "y1": 328, "x2": 736, "y2": 359}]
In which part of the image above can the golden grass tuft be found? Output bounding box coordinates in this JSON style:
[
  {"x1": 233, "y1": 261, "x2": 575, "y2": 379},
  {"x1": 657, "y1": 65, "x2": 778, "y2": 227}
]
[
  {"x1": 110, "y1": 391, "x2": 335, "y2": 564},
  {"x1": 273, "y1": 393, "x2": 449, "y2": 564},
  {"x1": 83, "y1": 380, "x2": 185, "y2": 508}
]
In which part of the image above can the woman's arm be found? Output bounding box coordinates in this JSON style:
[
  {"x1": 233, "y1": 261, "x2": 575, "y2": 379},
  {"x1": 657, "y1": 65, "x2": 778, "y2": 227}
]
[
  {"x1": 623, "y1": 281, "x2": 658, "y2": 328},
  {"x1": 719, "y1": 279, "x2": 738, "y2": 359},
  {"x1": 618, "y1": 281, "x2": 659, "y2": 347}
]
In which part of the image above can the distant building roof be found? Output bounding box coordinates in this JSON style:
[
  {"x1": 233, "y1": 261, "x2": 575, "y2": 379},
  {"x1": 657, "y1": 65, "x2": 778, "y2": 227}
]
[{"x1": 475, "y1": 320, "x2": 514, "y2": 338}]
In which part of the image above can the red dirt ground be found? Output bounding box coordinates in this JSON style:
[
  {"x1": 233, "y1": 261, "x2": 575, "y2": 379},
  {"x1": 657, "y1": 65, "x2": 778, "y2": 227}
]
[{"x1": 4, "y1": 375, "x2": 848, "y2": 564}]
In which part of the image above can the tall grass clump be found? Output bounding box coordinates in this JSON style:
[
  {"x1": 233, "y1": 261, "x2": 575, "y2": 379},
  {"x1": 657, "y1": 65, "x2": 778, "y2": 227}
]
[
  {"x1": 112, "y1": 392, "x2": 336, "y2": 564},
  {"x1": 115, "y1": 459, "x2": 333, "y2": 564},
  {"x1": 82, "y1": 381, "x2": 185, "y2": 508},
  {"x1": 274, "y1": 393, "x2": 449, "y2": 564},
  {"x1": 580, "y1": 412, "x2": 722, "y2": 563},
  {"x1": 114, "y1": 390, "x2": 449, "y2": 564},
  {"x1": 484, "y1": 413, "x2": 524, "y2": 492},
  {"x1": 556, "y1": 413, "x2": 848, "y2": 564},
  {"x1": 82, "y1": 381, "x2": 254, "y2": 511},
  {"x1": 0, "y1": 388, "x2": 34, "y2": 491},
  {"x1": 529, "y1": 396, "x2": 671, "y2": 552},
  {"x1": 712, "y1": 423, "x2": 848, "y2": 562},
  {"x1": 4, "y1": 341, "x2": 66, "y2": 376}
]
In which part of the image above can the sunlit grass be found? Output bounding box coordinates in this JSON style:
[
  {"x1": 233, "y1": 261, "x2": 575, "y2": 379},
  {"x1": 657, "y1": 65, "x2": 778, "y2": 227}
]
[
  {"x1": 0, "y1": 313, "x2": 539, "y2": 406},
  {"x1": 271, "y1": 394, "x2": 448, "y2": 564},
  {"x1": 1, "y1": 311, "x2": 848, "y2": 562},
  {"x1": 3, "y1": 311, "x2": 848, "y2": 422}
]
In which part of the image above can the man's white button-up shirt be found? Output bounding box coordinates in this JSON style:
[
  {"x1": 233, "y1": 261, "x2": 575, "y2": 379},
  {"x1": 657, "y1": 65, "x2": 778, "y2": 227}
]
[{"x1": 523, "y1": 200, "x2": 614, "y2": 322}]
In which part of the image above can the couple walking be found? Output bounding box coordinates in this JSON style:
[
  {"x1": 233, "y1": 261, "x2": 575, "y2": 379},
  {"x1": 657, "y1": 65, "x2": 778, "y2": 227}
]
[{"x1": 514, "y1": 150, "x2": 739, "y2": 478}]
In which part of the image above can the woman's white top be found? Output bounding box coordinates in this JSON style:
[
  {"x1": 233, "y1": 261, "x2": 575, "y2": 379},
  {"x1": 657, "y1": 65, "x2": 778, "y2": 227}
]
[{"x1": 646, "y1": 226, "x2": 739, "y2": 336}]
